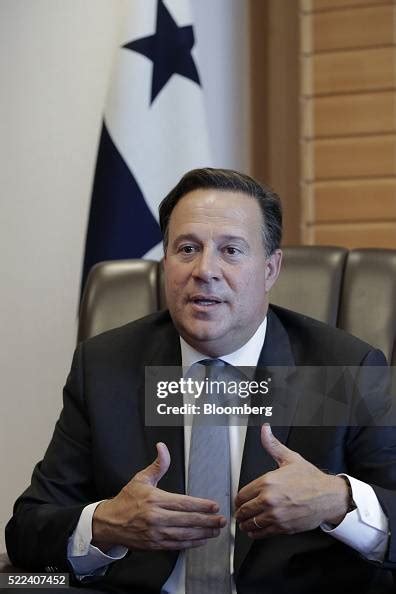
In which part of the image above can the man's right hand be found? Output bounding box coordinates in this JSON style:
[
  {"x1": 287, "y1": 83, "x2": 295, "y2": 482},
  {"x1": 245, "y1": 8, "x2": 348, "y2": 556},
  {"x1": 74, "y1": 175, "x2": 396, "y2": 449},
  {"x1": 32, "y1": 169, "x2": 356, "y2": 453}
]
[{"x1": 92, "y1": 442, "x2": 226, "y2": 551}]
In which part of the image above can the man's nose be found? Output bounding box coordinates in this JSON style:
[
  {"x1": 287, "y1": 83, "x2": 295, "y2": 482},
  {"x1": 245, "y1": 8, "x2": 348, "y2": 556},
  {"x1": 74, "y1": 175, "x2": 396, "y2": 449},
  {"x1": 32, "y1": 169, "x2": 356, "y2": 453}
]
[{"x1": 192, "y1": 249, "x2": 221, "y2": 282}]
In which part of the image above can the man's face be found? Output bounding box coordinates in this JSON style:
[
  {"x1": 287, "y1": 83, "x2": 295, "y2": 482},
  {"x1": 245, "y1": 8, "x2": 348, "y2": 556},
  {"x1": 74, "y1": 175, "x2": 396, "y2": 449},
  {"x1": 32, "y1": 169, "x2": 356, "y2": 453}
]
[{"x1": 163, "y1": 189, "x2": 282, "y2": 356}]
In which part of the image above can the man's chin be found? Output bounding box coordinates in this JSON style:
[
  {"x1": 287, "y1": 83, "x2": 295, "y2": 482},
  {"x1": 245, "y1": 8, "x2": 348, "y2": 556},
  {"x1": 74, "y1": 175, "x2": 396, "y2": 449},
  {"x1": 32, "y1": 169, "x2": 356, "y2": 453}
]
[
  {"x1": 179, "y1": 323, "x2": 225, "y2": 349},
  {"x1": 184, "y1": 328, "x2": 222, "y2": 344}
]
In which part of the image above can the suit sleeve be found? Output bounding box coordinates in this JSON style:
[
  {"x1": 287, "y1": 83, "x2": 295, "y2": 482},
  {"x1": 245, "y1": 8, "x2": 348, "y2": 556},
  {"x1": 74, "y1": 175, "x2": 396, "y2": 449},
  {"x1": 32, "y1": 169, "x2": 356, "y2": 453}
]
[
  {"x1": 5, "y1": 344, "x2": 97, "y2": 572},
  {"x1": 345, "y1": 348, "x2": 396, "y2": 569}
]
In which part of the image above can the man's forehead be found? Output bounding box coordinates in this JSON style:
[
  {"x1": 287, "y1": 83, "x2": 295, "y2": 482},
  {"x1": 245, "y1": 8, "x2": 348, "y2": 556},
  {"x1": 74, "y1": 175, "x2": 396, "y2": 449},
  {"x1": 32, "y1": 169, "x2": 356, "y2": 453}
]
[
  {"x1": 169, "y1": 188, "x2": 262, "y2": 223},
  {"x1": 175, "y1": 187, "x2": 255, "y2": 206}
]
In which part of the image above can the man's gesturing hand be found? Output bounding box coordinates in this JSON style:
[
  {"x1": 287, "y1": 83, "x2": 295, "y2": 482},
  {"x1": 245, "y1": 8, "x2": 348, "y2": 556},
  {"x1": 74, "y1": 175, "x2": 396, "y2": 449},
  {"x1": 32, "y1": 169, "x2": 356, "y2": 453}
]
[
  {"x1": 92, "y1": 442, "x2": 226, "y2": 551},
  {"x1": 235, "y1": 425, "x2": 349, "y2": 538}
]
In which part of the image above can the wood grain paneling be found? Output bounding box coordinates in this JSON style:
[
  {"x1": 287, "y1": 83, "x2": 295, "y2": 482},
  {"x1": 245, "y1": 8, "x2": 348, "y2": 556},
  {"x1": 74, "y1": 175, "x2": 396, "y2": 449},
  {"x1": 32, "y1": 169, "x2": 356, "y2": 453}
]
[
  {"x1": 306, "y1": 135, "x2": 396, "y2": 179},
  {"x1": 307, "y1": 222, "x2": 396, "y2": 248},
  {"x1": 303, "y1": 47, "x2": 395, "y2": 95},
  {"x1": 302, "y1": 92, "x2": 396, "y2": 138},
  {"x1": 301, "y1": 0, "x2": 392, "y2": 12},
  {"x1": 302, "y1": 5, "x2": 394, "y2": 53},
  {"x1": 303, "y1": 179, "x2": 396, "y2": 221},
  {"x1": 300, "y1": 0, "x2": 396, "y2": 249},
  {"x1": 250, "y1": 0, "x2": 300, "y2": 244}
]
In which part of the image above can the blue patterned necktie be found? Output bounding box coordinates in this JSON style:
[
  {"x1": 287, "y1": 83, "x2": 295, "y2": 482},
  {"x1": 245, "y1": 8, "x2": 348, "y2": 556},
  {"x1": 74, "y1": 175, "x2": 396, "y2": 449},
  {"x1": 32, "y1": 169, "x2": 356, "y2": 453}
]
[{"x1": 185, "y1": 359, "x2": 232, "y2": 594}]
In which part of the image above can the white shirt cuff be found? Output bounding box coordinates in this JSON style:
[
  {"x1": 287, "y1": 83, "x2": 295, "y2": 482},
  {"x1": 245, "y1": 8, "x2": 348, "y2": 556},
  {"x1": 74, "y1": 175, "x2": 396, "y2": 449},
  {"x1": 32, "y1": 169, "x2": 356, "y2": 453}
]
[
  {"x1": 321, "y1": 474, "x2": 390, "y2": 561},
  {"x1": 67, "y1": 501, "x2": 127, "y2": 578}
]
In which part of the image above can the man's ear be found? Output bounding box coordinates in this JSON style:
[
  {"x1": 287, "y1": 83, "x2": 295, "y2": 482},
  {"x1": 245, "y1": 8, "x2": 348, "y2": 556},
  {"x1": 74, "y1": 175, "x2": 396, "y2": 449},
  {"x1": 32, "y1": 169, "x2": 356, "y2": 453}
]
[{"x1": 264, "y1": 249, "x2": 282, "y2": 293}]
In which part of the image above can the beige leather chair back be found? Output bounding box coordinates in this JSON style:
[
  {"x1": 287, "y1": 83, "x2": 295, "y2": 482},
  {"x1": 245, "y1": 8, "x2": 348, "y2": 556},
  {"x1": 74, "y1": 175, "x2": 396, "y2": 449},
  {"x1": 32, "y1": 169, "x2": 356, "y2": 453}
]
[
  {"x1": 78, "y1": 260, "x2": 159, "y2": 342},
  {"x1": 269, "y1": 246, "x2": 347, "y2": 325},
  {"x1": 78, "y1": 248, "x2": 396, "y2": 364},
  {"x1": 338, "y1": 249, "x2": 396, "y2": 365}
]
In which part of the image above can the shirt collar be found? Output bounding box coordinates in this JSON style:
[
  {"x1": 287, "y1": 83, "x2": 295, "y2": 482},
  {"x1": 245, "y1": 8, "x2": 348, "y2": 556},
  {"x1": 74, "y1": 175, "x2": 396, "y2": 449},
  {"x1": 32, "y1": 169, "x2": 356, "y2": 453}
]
[{"x1": 180, "y1": 316, "x2": 267, "y2": 369}]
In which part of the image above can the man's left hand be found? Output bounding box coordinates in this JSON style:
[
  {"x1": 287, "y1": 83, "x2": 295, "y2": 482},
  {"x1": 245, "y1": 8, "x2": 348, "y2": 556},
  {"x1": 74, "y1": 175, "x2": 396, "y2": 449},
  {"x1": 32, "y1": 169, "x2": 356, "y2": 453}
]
[{"x1": 235, "y1": 425, "x2": 349, "y2": 538}]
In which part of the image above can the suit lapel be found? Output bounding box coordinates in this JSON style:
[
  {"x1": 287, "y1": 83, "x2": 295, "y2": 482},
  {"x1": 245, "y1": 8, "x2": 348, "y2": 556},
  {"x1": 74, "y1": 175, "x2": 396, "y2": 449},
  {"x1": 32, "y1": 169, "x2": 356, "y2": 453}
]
[
  {"x1": 137, "y1": 320, "x2": 185, "y2": 495},
  {"x1": 234, "y1": 307, "x2": 297, "y2": 574}
]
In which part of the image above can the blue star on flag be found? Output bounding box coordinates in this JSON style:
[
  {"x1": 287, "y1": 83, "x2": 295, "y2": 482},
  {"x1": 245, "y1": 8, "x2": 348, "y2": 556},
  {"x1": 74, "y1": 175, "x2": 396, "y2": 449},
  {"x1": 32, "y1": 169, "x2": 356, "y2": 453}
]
[{"x1": 123, "y1": 0, "x2": 201, "y2": 104}]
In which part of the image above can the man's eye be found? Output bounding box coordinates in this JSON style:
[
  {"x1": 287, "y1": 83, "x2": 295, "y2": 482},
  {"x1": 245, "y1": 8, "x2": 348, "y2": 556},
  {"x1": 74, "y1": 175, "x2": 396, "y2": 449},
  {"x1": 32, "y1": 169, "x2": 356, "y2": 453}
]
[
  {"x1": 179, "y1": 245, "x2": 196, "y2": 254},
  {"x1": 224, "y1": 246, "x2": 241, "y2": 256}
]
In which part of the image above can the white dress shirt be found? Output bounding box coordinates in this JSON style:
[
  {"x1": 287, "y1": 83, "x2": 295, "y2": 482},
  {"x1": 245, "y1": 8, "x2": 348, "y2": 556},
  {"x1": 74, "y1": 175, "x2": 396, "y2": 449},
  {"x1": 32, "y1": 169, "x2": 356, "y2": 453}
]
[{"x1": 68, "y1": 316, "x2": 389, "y2": 590}]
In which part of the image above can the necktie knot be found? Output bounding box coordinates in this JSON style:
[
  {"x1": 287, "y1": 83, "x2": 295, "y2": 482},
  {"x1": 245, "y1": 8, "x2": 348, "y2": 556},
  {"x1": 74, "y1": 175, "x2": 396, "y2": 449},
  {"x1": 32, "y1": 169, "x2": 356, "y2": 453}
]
[
  {"x1": 197, "y1": 358, "x2": 226, "y2": 379},
  {"x1": 198, "y1": 358, "x2": 226, "y2": 367}
]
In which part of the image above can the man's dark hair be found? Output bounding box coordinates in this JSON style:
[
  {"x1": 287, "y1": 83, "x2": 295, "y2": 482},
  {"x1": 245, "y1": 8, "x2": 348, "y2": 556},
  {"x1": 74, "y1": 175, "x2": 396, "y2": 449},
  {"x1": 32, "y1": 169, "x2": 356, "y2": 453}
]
[{"x1": 159, "y1": 167, "x2": 282, "y2": 255}]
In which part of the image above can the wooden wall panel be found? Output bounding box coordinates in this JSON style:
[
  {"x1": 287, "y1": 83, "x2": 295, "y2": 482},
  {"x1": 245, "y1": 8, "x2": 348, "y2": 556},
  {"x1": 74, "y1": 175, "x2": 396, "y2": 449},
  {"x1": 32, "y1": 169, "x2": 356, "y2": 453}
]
[
  {"x1": 311, "y1": 135, "x2": 396, "y2": 179},
  {"x1": 302, "y1": 0, "x2": 392, "y2": 12},
  {"x1": 300, "y1": 0, "x2": 396, "y2": 249},
  {"x1": 302, "y1": 92, "x2": 396, "y2": 138},
  {"x1": 304, "y1": 179, "x2": 396, "y2": 222},
  {"x1": 250, "y1": 0, "x2": 300, "y2": 244},
  {"x1": 308, "y1": 223, "x2": 396, "y2": 247},
  {"x1": 305, "y1": 47, "x2": 395, "y2": 95},
  {"x1": 302, "y1": 5, "x2": 394, "y2": 53}
]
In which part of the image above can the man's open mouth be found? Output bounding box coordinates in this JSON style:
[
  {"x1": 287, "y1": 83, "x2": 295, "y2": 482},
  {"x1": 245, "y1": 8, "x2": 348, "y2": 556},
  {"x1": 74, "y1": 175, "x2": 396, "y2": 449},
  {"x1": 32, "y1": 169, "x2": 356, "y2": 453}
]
[{"x1": 190, "y1": 295, "x2": 223, "y2": 306}]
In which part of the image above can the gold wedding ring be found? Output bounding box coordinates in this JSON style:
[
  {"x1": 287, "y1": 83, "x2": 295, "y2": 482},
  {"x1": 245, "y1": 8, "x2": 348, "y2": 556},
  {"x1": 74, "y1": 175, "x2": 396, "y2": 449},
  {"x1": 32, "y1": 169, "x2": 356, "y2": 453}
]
[{"x1": 253, "y1": 516, "x2": 263, "y2": 529}]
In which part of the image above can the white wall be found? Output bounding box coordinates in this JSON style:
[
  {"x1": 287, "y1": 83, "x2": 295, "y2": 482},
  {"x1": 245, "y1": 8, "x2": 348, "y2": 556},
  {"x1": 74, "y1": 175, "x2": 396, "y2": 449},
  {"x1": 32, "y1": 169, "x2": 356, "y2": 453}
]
[
  {"x1": 193, "y1": 0, "x2": 250, "y2": 171},
  {"x1": 0, "y1": 0, "x2": 249, "y2": 550}
]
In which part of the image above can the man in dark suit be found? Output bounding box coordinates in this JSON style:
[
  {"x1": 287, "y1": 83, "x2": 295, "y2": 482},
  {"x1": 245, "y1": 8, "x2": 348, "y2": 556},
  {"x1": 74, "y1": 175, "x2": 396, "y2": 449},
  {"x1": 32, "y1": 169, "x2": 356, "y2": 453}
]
[{"x1": 6, "y1": 168, "x2": 396, "y2": 593}]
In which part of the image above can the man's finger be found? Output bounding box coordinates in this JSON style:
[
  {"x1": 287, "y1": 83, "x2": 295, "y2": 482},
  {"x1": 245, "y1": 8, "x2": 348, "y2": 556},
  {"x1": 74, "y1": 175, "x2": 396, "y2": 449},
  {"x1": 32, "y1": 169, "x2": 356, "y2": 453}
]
[
  {"x1": 156, "y1": 526, "x2": 222, "y2": 542},
  {"x1": 151, "y1": 539, "x2": 209, "y2": 551},
  {"x1": 235, "y1": 494, "x2": 264, "y2": 522},
  {"x1": 234, "y1": 478, "x2": 262, "y2": 509},
  {"x1": 159, "y1": 491, "x2": 220, "y2": 514},
  {"x1": 134, "y1": 442, "x2": 171, "y2": 487},
  {"x1": 260, "y1": 424, "x2": 300, "y2": 467},
  {"x1": 155, "y1": 509, "x2": 227, "y2": 529}
]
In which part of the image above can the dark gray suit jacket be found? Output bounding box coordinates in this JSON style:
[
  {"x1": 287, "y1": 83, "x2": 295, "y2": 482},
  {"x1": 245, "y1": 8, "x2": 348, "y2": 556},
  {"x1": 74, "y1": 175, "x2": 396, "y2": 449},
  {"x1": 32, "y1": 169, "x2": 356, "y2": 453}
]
[{"x1": 6, "y1": 306, "x2": 396, "y2": 593}]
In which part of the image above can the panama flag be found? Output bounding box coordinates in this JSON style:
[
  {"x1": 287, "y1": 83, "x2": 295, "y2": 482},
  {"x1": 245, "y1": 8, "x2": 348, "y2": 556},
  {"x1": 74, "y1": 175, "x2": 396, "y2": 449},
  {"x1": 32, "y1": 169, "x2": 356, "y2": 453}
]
[{"x1": 81, "y1": 0, "x2": 211, "y2": 290}]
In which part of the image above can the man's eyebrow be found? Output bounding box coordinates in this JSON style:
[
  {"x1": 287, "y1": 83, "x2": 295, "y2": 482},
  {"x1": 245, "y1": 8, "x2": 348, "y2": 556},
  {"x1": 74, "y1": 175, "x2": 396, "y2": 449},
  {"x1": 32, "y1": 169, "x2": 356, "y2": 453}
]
[
  {"x1": 171, "y1": 233, "x2": 201, "y2": 247},
  {"x1": 217, "y1": 235, "x2": 249, "y2": 245},
  {"x1": 171, "y1": 233, "x2": 250, "y2": 247}
]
